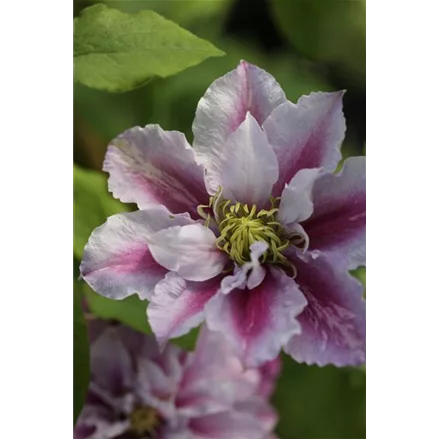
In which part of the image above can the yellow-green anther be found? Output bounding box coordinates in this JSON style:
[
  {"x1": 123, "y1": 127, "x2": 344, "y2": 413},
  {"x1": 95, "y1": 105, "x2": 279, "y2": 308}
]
[
  {"x1": 197, "y1": 190, "x2": 304, "y2": 272},
  {"x1": 197, "y1": 204, "x2": 210, "y2": 221},
  {"x1": 205, "y1": 214, "x2": 212, "y2": 229},
  {"x1": 212, "y1": 196, "x2": 291, "y2": 266}
]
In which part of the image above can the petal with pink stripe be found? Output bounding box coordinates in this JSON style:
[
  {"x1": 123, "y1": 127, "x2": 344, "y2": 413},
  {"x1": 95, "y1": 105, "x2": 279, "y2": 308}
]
[
  {"x1": 189, "y1": 405, "x2": 272, "y2": 439},
  {"x1": 263, "y1": 91, "x2": 346, "y2": 197},
  {"x1": 147, "y1": 224, "x2": 228, "y2": 282},
  {"x1": 104, "y1": 125, "x2": 208, "y2": 218},
  {"x1": 277, "y1": 167, "x2": 322, "y2": 228},
  {"x1": 284, "y1": 253, "x2": 366, "y2": 366},
  {"x1": 147, "y1": 273, "x2": 221, "y2": 346},
  {"x1": 193, "y1": 60, "x2": 286, "y2": 194},
  {"x1": 205, "y1": 269, "x2": 307, "y2": 367},
  {"x1": 218, "y1": 113, "x2": 279, "y2": 207},
  {"x1": 80, "y1": 207, "x2": 194, "y2": 300},
  {"x1": 303, "y1": 156, "x2": 366, "y2": 270},
  {"x1": 89, "y1": 326, "x2": 135, "y2": 397},
  {"x1": 177, "y1": 326, "x2": 260, "y2": 417}
]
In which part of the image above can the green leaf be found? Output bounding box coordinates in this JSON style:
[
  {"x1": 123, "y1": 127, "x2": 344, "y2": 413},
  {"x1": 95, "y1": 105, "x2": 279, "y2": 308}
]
[
  {"x1": 73, "y1": 280, "x2": 90, "y2": 423},
  {"x1": 73, "y1": 164, "x2": 128, "y2": 260},
  {"x1": 83, "y1": 283, "x2": 152, "y2": 334},
  {"x1": 74, "y1": 4, "x2": 225, "y2": 92}
]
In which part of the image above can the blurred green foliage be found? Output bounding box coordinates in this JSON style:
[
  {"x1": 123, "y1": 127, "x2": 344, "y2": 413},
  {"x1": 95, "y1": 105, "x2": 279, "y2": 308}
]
[
  {"x1": 92, "y1": 0, "x2": 233, "y2": 32},
  {"x1": 74, "y1": 1, "x2": 365, "y2": 437},
  {"x1": 273, "y1": 355, "x2": 366, "y2": 439},
  {"x1": 270, "y1": 0, "x2": 366, "y2": 86}
]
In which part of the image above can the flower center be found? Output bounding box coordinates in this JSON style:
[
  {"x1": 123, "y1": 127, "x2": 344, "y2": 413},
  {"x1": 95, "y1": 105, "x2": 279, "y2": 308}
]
[
  {"x1": 128, "y1": 406, "x2": 160, "y2": 438},
  {"x1": 198, "y1": 191, "x2": 305, "y2": 267},
  {"x1": 215, "y1": 199, "x2": 290, "y2": 266}
]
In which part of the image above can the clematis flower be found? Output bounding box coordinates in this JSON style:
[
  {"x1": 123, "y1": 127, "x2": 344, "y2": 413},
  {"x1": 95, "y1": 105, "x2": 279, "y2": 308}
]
[
  {"x1": 74, "y1": 321, "x2": 278, "y2": 439},
  {"x1": 256, "y1": 357, "x2": 282, "y2": 400},
  {"x1": 80, "y1": 61, "x2": 366, "y2": 368}
]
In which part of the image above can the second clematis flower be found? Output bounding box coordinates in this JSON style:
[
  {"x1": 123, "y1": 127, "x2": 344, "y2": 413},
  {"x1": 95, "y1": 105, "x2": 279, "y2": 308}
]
[
  {"x1": 80, "y1": 61, "x2": 366, "y2": 368},
  {"x1": 75, "y1": 321, "x2": 279, "y2": 439}
]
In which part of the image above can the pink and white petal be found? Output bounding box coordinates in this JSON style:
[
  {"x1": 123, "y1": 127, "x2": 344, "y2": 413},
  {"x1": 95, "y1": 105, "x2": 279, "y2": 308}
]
[
  {"x1": 104, "y1": 125, "x2": 208, "y2": 218},
  {"x1": 75, "y1": 409, "x2": 102, "y2": 439},
  {"x1": 89, "y1": 326, "x2": 135, "y2": 397},
  {"x1": 257, "y1": 356, "x2": 282, "y2": 399},
  {"x1": 189, "y1": 409, "x2": 270, "y2": 439},
  {"x1": 177, "y1": 326, "x2": 260, "y2": 417},
  {"x1": 74, "y1": 421, "x2": 96, "y2": 439},
  {"x1": 277, "y1": 168, "x2": 322, "y2": 227},
  {"x1": 161, "y1": 428, "x2": 192, "y2": 439},
  {"x1": 221, "y1": 242, "x2": 268, "y2": 294},
  {"x1": 147, "y1": 273, "x2": 221, "y2": 345},
  {"x1": 263, "y1": 91, "x2": 346, "y2": 197},
  {"x1": 87, "y1": 318, "x2": 115, "y2": 345},
  {"x1": 99, "y1": 421, "x2": 131, "y2": 438},
  {"x1": 193, "y1": 60, "x2": 286, "y2": 194},
  {"x1": 234, "y1": 397, "x2": 278, "y2": 435},
  {"x1": 87, "y1": 321, "x2": 162, "y2": 383},
  {"x1": 220, "y1": 265, "x2": 247, "y2": 295},
  {"x1": 246, "y1": 241, "x2": 269, "y2": 289},
  {"x1": 285, "y1": 254, "x2": 366, "y2": 366},
  {"x1": 176, "y1": 393, "x2": 231, "y2": 419},
  {"x1": 288, "y1": 223, "x2": 310, "y2": 254},
  {"x1": 75, "y1": 417, "x2": 130, "y2": 439},
  {"x1": 303, "y1": 156, "x2": 366, "y2": 269},
  {"x1": 80, "y1": 208, "x2": 194, "y2": 300},
  {"x1": 86, "y1": 383, "x2": 131, "y2": 417},
  {"x1": 147, "y1": 224, "x2": 228, "y2": 282},
  {"x1": 136, "y1": 358, "x2": 174, "y2": 398},
  {"x1": 155, "y1": 343, "x2": 189, "y2": 385},
  {"x1": 205, "y1": 269, "x2": 307, "y2": 367},
  {"x1": 115, "y1": 323, "x2": 161, "y2": 361},
  {"x1": 188, "y1": 326, "x2": 245, "y2": 382},
  {"x1": 219, "y1": 113, "x2": 279, "y2": 207},
  {"x1": 135, "y1": 357, "x2": 179, "y2": 419}
]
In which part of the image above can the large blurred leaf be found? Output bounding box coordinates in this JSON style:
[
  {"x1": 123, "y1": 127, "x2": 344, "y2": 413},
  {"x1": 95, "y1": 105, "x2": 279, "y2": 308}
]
[
  {"x1": 270, "y1": 0, "x2": 366, "y2": 84},
  {"x1": 73, "y1": 164, "x2": 128, "y2": 259},
  {"x1": 98, "y1": 0, "x2": 232, "y2": 33},
  {"x1": 273, "y1": 355, "x2": 366, "y2": 438},
  {"x1": 73, "y1": 280, "x2": 90, "y2": 423},
  {"x1": 74, "y1": 4, "x2": 224, "y2": 91}
]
